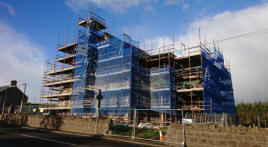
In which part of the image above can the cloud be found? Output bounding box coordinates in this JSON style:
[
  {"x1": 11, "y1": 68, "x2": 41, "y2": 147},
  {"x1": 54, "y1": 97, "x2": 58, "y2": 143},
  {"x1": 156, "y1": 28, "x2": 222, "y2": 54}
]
[
  {"x1": 182, "y1": 3, "x2": 189, "y2": 11},
  {"x1": 0, "y1": 2, "x2": 15, "y2": 16},
  {"x1": 165, "y1": 0, "x2": 189, "y2": 11},
  {"x1": 146, "y1": 4, "x2": 268, "y2": 104},
  {"x1": 65, "y1": 0, "x2": 157, "y2": 13},
  {"x1": 165, "y1": 0, "x2": 183, "y2": 5},
  {"x1": 144, "y1": 36, "x2": 173, "y2": 50},
  {"x1": 0, "y1": 21, "x2": 45, "y2": 103}
]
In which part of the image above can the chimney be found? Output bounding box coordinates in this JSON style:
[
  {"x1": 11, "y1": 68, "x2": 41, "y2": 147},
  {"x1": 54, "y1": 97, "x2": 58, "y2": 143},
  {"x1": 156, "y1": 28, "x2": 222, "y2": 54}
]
[{"x1": 10, "y1": 80, "x2": 17, "y2": 87}]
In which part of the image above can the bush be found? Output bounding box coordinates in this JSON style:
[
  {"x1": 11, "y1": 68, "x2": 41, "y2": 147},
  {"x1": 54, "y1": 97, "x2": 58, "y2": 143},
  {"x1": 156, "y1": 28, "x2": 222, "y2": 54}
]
[{"x1": 235, "y1": 101, "x2": 268, "y2": 127}]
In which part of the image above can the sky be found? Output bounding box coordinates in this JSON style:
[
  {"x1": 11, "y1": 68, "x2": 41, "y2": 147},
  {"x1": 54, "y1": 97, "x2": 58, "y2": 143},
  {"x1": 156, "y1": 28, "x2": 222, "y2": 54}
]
[{"x1": 0, "y1": 0, "x2": 267, "y2": 104}]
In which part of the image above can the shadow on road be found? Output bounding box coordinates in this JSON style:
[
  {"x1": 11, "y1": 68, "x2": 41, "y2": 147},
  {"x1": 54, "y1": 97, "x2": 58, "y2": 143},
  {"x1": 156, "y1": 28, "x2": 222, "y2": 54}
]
[{"x1": 0, "y1": 125, "x2": 152, "y2": 147}]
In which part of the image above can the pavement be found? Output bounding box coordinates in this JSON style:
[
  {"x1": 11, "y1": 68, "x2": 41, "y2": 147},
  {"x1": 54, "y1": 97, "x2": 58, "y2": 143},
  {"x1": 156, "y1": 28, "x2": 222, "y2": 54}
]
[{"x1": 0, "y1": 125, "x2": 154, "y2": 147}]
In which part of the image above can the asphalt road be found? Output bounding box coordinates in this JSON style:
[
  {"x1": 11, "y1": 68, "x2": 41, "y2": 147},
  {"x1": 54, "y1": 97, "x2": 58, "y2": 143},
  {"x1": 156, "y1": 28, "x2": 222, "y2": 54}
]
[{"x1": 0, "y1": 126, "x2": 152, "y2": 147}]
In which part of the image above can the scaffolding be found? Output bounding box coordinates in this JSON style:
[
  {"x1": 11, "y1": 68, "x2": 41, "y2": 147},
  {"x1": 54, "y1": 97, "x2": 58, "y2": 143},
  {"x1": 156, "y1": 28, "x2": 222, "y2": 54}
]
[
  {"x1": 40, "y1": 28, "x2": 77, "y2": 111},
  {"x1": 71, "y1": 11, "x2": 150, "y2": 116},
  {"x1": 71, "y1": 11, "x2": 106, "y2": 115},
  {"x1": 141, "y1": 39, "x2": 178, "y2": 110},
  {"x1": 174, "y1": 43, "x2": 234, "y2": 114},
  {"x1": 40, "y1": 11, "x2": 235, "y2": 118},
  {"x1": 201, "y1": 44, "x2": 235, "y2": 114},
  {"x1": 175, "y1": 45, "x2": 204, "y2": 113}
]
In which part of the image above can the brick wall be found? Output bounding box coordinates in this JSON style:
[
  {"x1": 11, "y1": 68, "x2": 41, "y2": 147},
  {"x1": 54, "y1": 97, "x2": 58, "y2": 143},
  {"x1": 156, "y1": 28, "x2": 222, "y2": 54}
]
[
  {"x1": 166, "y1": 123, "x2": 268, "y2": 147},
  {"x1": 5, "y1": 114, "x2": 109, "y2": 135}
]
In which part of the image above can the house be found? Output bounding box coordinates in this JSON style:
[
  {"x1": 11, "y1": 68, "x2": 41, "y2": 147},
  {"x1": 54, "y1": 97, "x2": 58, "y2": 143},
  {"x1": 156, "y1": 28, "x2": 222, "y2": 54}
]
[{"x1": 0, "y1": 80, "x2": 28, "y2": 114}]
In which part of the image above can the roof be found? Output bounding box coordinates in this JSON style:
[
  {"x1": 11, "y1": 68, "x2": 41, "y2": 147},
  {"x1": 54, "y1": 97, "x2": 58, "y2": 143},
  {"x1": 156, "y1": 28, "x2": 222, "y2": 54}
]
[
  {"x1": 0, "y1": 85, "x2": 9, "y2": 93},
  {"x1": 0, "y1": 85, "x2": 28, "y2": 106}
]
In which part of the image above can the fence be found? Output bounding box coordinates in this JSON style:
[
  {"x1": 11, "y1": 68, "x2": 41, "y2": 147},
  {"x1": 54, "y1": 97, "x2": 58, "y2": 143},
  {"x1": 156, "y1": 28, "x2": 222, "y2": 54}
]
[
  {"x1": 181, "y1": 111, "x2": 231, "y2": 125},
  {"x1": 94, "y1": 108, "x2": 185, "y2": 145}
]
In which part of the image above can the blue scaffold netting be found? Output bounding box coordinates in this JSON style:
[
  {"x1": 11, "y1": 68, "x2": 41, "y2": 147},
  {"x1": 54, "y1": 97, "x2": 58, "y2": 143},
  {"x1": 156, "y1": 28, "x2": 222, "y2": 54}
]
[{"x1": 201, "y1": 47, "x2": 235, "y2": 114}]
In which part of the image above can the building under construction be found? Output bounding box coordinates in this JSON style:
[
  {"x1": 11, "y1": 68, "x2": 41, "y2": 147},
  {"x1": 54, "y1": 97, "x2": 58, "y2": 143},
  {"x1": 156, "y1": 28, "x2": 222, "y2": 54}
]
[{"x1": 40, "y1": 12, "x2": 235, "y2": 117}]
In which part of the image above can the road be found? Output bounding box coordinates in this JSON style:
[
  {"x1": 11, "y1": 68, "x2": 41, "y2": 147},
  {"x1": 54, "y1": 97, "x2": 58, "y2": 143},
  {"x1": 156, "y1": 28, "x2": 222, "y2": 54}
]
[{"x1": 0, "y1": 126, "x2": 151, "y2": 147}]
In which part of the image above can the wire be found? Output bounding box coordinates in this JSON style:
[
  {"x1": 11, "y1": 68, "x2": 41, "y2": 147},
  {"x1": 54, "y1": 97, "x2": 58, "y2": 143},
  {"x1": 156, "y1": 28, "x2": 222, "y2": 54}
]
[{"x1": 207, "y1": 29, "x2": 268, "y2": 44}]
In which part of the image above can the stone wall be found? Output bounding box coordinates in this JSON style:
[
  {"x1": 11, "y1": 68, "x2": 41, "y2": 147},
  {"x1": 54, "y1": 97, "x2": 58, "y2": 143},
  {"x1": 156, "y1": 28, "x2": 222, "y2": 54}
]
[
  {"x1": 5, "y1": 114, "x2": 109, "y2": 135},
  {"x1": 166, "y1": 123, "x2": 268, "y2": 147},
  {"x1": 4, "y1": 114, "x2": 268, "y2": 147}
]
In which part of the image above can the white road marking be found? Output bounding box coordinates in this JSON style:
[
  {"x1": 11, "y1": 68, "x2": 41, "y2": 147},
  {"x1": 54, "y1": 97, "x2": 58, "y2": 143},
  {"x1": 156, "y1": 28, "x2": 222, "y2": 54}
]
[{"x1": 21, "y1": 134, "x2": 76, "y2": 146}]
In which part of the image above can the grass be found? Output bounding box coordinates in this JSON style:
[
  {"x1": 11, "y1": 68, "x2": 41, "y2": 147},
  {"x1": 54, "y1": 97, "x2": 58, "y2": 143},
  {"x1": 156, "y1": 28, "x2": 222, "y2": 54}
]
[{"x1": 110, "y1": 124, "x2": 167, "y2": 140}]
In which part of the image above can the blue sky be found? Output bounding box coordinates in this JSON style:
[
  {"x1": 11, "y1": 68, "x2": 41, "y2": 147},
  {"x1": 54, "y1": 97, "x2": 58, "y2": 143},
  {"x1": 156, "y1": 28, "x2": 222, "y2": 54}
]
[
  {"x1": 0, "y1": 0, "x2": 264, "y2": 57},
  {"x1": 0, "y1": 0, "x2": 268, "y2": 103}
]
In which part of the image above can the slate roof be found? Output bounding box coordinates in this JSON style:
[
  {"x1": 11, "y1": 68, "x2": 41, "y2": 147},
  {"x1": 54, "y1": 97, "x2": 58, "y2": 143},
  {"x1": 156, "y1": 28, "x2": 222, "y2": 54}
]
[
  {"x1": 0, "y1": 85, "x2": 9, "y2": 93},
  {"x1": 0, "y1": 85, "x2": 28, "y2": 104}
]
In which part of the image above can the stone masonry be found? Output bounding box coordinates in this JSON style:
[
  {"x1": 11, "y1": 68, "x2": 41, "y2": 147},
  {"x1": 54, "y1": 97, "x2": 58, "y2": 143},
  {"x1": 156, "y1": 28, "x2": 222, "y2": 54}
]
[
  {"x1": 166, "y1": 123, "x2": 268, "y2": 147},
  {"x1": 4, "y1": 114, "x2": 109, "y2": 135}
]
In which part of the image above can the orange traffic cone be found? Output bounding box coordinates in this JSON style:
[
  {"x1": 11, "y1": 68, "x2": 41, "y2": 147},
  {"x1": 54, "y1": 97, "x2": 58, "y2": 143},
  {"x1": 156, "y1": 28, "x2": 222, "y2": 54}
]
[{"x1": 159, "y1": 128, "x2": 164, "y2": 141}]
